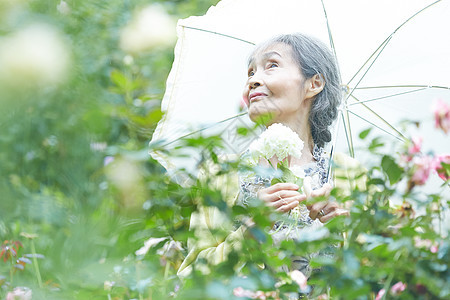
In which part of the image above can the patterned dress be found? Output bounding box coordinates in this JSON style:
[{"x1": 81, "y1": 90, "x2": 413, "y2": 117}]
[{"x1": 238, "y1": 144, "x2": 330, "y2": 277}]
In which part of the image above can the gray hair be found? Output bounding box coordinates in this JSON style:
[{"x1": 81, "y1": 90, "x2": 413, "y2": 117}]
[{"x1": 252, "y1": 33, "x2": 342, "y2": 147}]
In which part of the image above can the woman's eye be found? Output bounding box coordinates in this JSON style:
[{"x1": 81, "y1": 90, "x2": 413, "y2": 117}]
[
  {"x1": 248, "y1": 70, "x2": 254, "y2": 77},
  {"x1": 268, "y1": 63, "x2": 278, "y2": 68}
]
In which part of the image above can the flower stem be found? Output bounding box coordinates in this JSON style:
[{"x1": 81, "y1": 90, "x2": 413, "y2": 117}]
[
  {"x1": 380, "y1": 251, "x2": 401, "y2": 300},
  {"x1": 164, "y1": 261, "x2": 170, "y2": 281},
  {"x1": 136, "y1": 261, "x2": 143, "y2": 300},
  {"x1": 30, "y1": 239, "x2": 43, "y2": 288},
  {"x1": 162, "y1": 262, "x2": 171, "y2": 296},
  {"x1": 9, "y1": 265, "x2": 13, "y2": 286}
]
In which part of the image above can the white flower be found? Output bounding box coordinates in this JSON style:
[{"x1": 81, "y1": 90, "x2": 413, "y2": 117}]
[
  {"x1": 247, "y1": 123, "x2": 303, "y2": 164},
  {"x1": 123, "y1": 55, "x2": 134, "y2": 66},
  {"x1": 156, "y1": 240, "x2": 183, "y2": 259},
  {"x1": 0, "y1": 23, "x2": 70, "y2": 88},
  {"x1": 56, "y1": 1, "x2": 70, "y2": 15},
  {"x1": 120, "y1": 4, "x2": 176, "y2": 54},
  {"x1": 105, "y1": 158, "x2": 146, "y2": 210},
  {"x1": 135, "y1": 237, "x2": 168, "y2": 256},
  {"x1": 104, "y1": 281, "x2": 115, "y2": 291},
  {"x1": 106, "y1": 159, "x2": 141, "y2": 190}
]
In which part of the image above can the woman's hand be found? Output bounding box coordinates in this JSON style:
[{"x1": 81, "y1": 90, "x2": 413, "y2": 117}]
[
  {"x1": 257, "y1": 183, "x2": 306, "y2": 213},
  {"x1": 305, "y1": 181, "x2": 349, "y2": 223}
]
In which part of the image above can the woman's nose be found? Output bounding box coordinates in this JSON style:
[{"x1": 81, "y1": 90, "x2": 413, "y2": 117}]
[
  {"x1": 250, "y1": 81, "x2": 261, "y2": 88},
  {"x1": 248, "y1": 72, "x2": 263, "y2": 88}
]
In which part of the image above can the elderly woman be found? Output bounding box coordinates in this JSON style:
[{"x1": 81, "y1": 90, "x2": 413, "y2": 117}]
[{"x1": 178, "y1": 33, "x2": 364, "y2": 279}]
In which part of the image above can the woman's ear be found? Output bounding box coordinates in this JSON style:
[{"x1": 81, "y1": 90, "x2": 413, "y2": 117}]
[{"x1": 305, "y1": 74, "x2": 325, "y2": 99}]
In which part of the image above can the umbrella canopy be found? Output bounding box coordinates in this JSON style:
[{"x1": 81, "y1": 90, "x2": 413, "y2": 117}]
[{"x1": 150, "y1": 0, "x2": 450, "y2": 175}]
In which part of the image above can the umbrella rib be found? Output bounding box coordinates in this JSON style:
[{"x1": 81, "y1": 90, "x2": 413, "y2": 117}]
[
  {"x1": 348, "y1": 87, "x2": 427, "y2": 106},
  {"x1": 348, "y1": 110, "x2": 404, "y2": 142},
  {"x1": 353, "y1": 84, "x2": 450, "y2": 90},
  {"x1": 326, "y1": 145, "x2": 334, "y2": 184},
  {"x1": 346, "y1": 36, "x2": 391, "y2": 87},
  {"x1": 341, "y1": 109, "x2": 354, "y2": 158},
  {"x1": 346, "y1": 36, "x2": 393, "y2": 101},
  {"x1": 348, "y1": 94, "x2": 407, "y2": 141},
  {"x1": 346, "y1": 0, "x2": 442, "y2": 88},
  {"x1": 181, "y1": 25, "x2": 255, "y2": 45},
  {"x1": 158, "y1": 112, "x2": 248, "y2": 148},
  {"x1": 329, "y1": 107, "x2": 344, "y2": 180},
  {"x1": 320, "y1": 0, "x2": 338, "y2": 61},
  {"x1": 391, "y1": 0, "x2": 443, "y2": 35}
]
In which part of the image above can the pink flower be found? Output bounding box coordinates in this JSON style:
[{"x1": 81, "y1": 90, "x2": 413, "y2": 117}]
[
  {"x1": 391, "y1": 281, "x2": 407, "y2": 295},
  {"x1": 399, "y1": 154, "x2": 412, "y2": 166},
  {"x1": 430, "y1": 244, "x2": 439, "y2": 253},
  {"x1": 375, "y1": 288, "x2": 385, "y2": 300},
  {"x1": 410, "y1": 155, "x2": 433, "y2": 186},
  {"x1": 233, "y1": 287, "x2": 245, "y2": 297},
  {"x1": 433, "y1": 154, "x2": 450, "y2": 181},
  {"x1": 414, "y1": 237, "x2": 432, "y2": 248},
  {"x1": 432, "y1": 98, "x2": 450, "y2": 134},
  {"x1": 408, "y1": 136, "x2": 422, "y2": 155},
  {"x1": 233, "y1": 287, "x2": 256, "y2": 298},
  {"x1": 414, "y1": 237, "x2": 439, "y2": 253},
  {"x1": 239, "y1": 96, "x2": 249, "y2": 111},
  {"x1": 6, "y1": 287, "x2": 32, "y2": 300},
  {"x1": 290, "y1": 270, "x2": 308, "y2": 291},
  {"x1": 255, "y1": 290, "x2": 266, "y2": 299}
]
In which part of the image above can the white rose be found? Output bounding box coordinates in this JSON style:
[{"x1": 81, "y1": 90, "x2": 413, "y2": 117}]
[
  {"x1": 248, "y1": 123, "x2": 304, "y2": 162},
  {"x1": 120, "y1": 4, "x2": 176, "y2": 54}
]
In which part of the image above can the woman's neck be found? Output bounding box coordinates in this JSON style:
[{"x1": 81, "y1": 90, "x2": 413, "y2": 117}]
[{"x1": 290, "y1": 140, "x2": 315, "y2": 166}]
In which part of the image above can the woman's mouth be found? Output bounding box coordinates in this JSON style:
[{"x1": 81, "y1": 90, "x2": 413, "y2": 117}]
[{"x1": 249, "y1": 92, "x2": 267, "y2": 102}]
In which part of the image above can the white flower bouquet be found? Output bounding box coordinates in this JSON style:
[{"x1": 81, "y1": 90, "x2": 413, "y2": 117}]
[
  {"x1": 247, "y1": 123, "x2": 303, "y2": 167},
  {"x1": 243, "y1": 123, "x2": 307, "y2": 228},
  {"x1": 245, "y1": 123, "x2": 304, "y2": 185}
]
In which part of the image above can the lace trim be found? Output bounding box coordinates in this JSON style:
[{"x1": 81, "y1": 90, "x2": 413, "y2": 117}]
[
  {"x1": 311, "y1": 144, "x2": 329, "y2": 186},
  {"x1": 239, "y1": 175, "x2": 271, "y2": 206}
]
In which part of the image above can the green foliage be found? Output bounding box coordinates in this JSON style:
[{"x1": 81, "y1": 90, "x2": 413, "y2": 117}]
[
  {"x1": 381, "y1": 155, "x2": 403, "y2": 185},
  {"x1": 0, "y1": 0, "x2": 448, "y2": 299}
]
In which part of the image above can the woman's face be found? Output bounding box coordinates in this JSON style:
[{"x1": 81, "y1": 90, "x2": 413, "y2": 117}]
[{"x1": 243, "y1": 43, "x2": 309, "y2": 126}]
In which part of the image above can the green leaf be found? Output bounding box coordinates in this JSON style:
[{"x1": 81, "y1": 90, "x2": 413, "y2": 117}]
[
  {"x1": 438, "y1": 162, "x2": 450, "y2": 180},
  {"x1": 271, "y1": 177, "x2": 283, "y2": 185},
  {"x1": 249, "y1": 227, "x2": 267, "y2": 243},
  {"x1": 358, "y1": 128, "x2": 371, "y2": 140},
  {"x1": 232, "y1": 205, "x2": 247, "y2": 216},
  {"x1": 110, "y1": 69, "x2": 128, "y2": 90},
  {"x1": 295, "y1": 177, "x2": 304, "y2": 189},
  {"x1": 237, "y1": 127, "x2": 248, "y2": 136},
  {"x1": 381, "y1": 155, "x2": 403, "y2": 185},
  {"x1": 368, "y1": 137, "x2": 384, "y2": 152}
]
